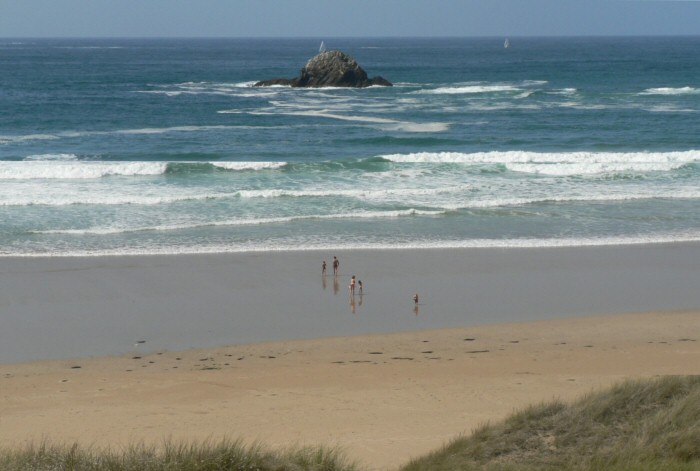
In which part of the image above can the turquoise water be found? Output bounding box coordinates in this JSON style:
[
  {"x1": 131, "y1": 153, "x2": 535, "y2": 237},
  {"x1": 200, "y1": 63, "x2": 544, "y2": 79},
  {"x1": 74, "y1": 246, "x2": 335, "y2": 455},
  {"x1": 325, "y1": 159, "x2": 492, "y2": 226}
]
[{"x1": 1, "y1": 37, "x2": 699, "y2": 256}]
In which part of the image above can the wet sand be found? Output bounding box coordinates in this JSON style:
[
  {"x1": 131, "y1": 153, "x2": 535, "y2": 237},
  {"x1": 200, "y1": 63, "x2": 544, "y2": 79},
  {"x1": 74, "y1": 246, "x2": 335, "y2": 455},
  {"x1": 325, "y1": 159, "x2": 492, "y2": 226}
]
[{"x1": 1, "y1": 244, "x2": 699, "y2": 363}]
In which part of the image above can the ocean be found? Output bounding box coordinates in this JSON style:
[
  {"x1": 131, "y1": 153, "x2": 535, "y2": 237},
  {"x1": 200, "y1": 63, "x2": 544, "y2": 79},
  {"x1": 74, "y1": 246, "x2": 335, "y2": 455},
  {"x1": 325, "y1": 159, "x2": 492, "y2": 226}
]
[{"x1": 1, "y1": 37, "x2": 699, "y2": 256}]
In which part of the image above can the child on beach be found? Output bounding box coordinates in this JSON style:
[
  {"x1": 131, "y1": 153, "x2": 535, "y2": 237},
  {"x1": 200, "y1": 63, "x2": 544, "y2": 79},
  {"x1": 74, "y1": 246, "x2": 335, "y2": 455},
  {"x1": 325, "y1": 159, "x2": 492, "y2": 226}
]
[
  {"x1": 413, "y1": 292, "x2": 419, "y2": 305},
  {"x1": 349, "y1": 275, "x2": 356, "y2": 295},
  {"x1": 322, "y1": 260, "x2": 327, "y2": 276},
  {"x1": 358, "y1": 280, "x2": 363, "y2": 295},
  {"x1": 333, "y1": 256, "x2": 339, "y2": 276}
]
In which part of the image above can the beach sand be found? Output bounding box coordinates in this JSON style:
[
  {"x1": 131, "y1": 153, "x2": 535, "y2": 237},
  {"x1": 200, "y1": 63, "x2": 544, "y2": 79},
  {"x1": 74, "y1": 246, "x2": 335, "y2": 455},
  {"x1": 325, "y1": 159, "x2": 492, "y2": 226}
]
[
  {"x1": 1, "y1": 311, "x2": 699, "y2": 470},
  {"x1": 1, "y1": 246, "x2": 699, "y2": 469}
]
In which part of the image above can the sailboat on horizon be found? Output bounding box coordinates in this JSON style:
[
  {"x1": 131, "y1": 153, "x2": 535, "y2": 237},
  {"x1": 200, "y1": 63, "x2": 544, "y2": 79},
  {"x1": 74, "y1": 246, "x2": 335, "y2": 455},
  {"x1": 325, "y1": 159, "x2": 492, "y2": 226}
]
[
  {"x1": 319, "y1": 41, "x2": 326, "y2": 52},
  {"x1": 504, "y1": 38, "x2": 510, "y2": 49}
]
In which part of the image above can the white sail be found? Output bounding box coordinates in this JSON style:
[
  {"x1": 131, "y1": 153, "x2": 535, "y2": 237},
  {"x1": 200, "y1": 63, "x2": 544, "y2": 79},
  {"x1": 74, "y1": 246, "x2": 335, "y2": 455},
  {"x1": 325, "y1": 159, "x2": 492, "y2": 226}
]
[
  {"x1": 504, "y1": 38, "x2": 510, "y2": 49},
  {"x1": 319, "y1": 41, "x2": 326, "y2": 52}
]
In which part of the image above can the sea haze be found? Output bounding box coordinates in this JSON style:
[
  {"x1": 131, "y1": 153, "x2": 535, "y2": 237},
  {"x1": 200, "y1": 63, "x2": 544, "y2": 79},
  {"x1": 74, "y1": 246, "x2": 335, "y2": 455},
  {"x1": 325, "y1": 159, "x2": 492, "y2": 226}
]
[{"x1": 1, "y1": 37, "x2": 700, "y2": 256}]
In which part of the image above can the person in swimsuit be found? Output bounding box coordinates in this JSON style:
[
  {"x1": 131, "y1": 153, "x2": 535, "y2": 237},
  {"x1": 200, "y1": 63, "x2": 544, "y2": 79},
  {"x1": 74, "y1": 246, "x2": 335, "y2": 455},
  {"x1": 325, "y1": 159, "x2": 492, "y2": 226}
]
[
  {"x1": 333, "y1": 256, "x2": 339, "y2": 276},
  {"x1": 322, "y1": 260, "x2": 327, "y2": 276},
  {"x1": 349, "y1": 275, "x2": 356, "y2": 295}
]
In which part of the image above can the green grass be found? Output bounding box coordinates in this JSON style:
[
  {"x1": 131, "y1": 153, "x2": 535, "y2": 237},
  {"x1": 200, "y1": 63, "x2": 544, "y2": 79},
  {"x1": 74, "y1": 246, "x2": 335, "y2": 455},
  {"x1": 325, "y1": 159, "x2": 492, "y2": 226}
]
[
  {"x1": 401, "y1": 375, "x2": 700, "y2": 471},
  {"x1": 0, "y1": 439, "x2": 359, "y2": 471},
  {"x1": 2, "y1": 376, "x2": 698, "y2": 470}
]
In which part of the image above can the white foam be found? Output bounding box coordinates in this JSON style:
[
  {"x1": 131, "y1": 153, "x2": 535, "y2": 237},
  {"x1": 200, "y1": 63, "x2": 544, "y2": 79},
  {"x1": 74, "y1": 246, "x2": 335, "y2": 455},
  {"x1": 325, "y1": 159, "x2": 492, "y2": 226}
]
[
  {"x1": 6, "y1": 184, "x2": 697, "y2": 209},
  {"x1": 136, "y1": 90, "x2": 184, "y2": 97},
  {"x1": 283, "y1": 110, "x2": 398, "y2": 124},
  {"x1": 381, "y1": 122, "x2": 451, "y2": 133},
  {"x1": 250, "y1": 110, "x2": 449, "y2": 133},
  {"x1": 521, "y1": 80, "x2": 548, "y2": 87},
  {"x1": 516, "y1": 91, "x2": 536, "y2": 99},
  {"x1": 9, "y1": 232, "x2": 700, "y2": 258},
  {"x1": 441, "y1": 189, "x2": 700, "y2": 210},
  {"x1": 236, "y1": 186, "x2": 465, "y2": 200},
  {"x1": 0, "y1": 159, "x2": 288, "y2": 181},
  {"x1": 551, "y1": 88, "x2": 577, "y2": 95},
  {"x1": 380, "y1": 150, "x2": 700, "y2": 175},
  {"x1": 0, "y1": 161, "x2": 168, "y2": 180},
  {"x1": 645, "y1": 105, "x2": 697, "y2": 113},
  {"x1": 30, "y1": 209, "x2": 447, "y2": 236},
  {"x1": 640, "y1": 87, "x2": 700, "y2": 96},
  {"x1": 212, "y1": 161, "x2": 287, "y2": 171},
  {"x1": 2, "y1": 125, "x2": 266, "y2": 145},
  {"x1": 0, "y1": 191, "x2": 238, "y2": 207},
  {"x1": 24, "y1": 153, "x2": 79, "y2": 161},
  {"x1": 505, "y1": 162, "x2": 688, "y2": 176},
  {"x1": 415, "y1": 84, "x2": 521, "y2": 95},
  {"x1": 556, "y1": 102, "x2": 609, "y2": 110},
  {"x1": 137, "y1": 81, "x2": 282, "y2": 98},
  {"x1": 115, "y1": 125, "x2": 244, "y2": 135},
  {"x1": 0, "y1": 133, "x2": 59, "y2": 145}
]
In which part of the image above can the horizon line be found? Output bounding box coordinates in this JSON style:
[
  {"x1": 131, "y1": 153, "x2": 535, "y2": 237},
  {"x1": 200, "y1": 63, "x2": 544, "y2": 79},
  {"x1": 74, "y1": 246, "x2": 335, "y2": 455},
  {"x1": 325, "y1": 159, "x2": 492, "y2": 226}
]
[{"x1": 3, "y1": 34, "x2": 700, "y2": 40}]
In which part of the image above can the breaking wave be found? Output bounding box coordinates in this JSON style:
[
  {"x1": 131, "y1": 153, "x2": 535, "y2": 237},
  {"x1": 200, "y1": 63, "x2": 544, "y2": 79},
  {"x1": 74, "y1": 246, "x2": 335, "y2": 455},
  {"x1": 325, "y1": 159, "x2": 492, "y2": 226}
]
[
  {"x1": 0, "y1": 160, "x2": 287, "y2": 180},
  {"x1": 380, "y1": 150, "x2": 700, "y2": 175},
  {"x1": 640, "y1": 87, "x2": 700, "y2": 96},
  {"x1": 415, "y1": 84, "x2": 521, "y2": 95}
]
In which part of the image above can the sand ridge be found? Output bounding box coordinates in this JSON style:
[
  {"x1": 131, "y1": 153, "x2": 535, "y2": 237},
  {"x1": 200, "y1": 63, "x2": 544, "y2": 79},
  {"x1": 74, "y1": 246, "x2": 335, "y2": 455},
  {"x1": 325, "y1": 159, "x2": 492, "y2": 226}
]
[{"x1": 1, "y1": 310, "x2": 698, "y2": 470}]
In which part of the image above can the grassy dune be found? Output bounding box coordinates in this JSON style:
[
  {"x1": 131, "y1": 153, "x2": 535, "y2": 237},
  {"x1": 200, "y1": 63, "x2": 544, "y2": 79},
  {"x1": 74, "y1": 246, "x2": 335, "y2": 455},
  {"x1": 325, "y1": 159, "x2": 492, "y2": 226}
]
[
  {"x1": 402, "y1": 376, "x2": 700, "y2": 471},
  {"x1": 2, "y1": 376, "x2": 698, "y2": 471},
  {"x1": 0, "y1": 440, "x2": 359, "y2": 471}
]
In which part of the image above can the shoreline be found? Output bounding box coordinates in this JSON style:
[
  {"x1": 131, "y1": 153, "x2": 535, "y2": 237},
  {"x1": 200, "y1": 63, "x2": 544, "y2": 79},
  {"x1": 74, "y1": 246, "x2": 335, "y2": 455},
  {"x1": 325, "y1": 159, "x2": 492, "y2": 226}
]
[
  {"x1": 2, "y1": 242, "x2": 699, "y2": 364},
  {"x1": 2, "y1": 310, "x2": 699, "y2": 470},
  {"x1": 3, "y1": 235, "x2": 700, "y2": 259}
]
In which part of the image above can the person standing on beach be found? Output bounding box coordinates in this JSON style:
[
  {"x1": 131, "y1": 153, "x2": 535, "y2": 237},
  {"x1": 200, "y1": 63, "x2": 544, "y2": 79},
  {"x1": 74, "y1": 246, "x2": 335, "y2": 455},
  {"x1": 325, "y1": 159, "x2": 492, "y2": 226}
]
[
  {"x1": 333, "y1": 256, "x2": 339, "y2": 276},
  {"x1": 413, "y1": 292, "x2": 419, "y2": 305},
  {"x1": 358, "y1": 280, "x2": 363, "y2": 295},
  {"x1": 349, "y1": 275, "x2": 356, "y2": 295},
  {"x1": 322, "y1": 260, "x2": 327, "y2": 276}
]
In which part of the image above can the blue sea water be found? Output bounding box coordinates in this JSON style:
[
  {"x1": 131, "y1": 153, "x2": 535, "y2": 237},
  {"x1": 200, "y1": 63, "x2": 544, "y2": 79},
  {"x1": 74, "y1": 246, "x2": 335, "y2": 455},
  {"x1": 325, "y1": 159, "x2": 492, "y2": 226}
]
[{"x1": 1, "y1": 37, "x2": 699, "y2": 256}]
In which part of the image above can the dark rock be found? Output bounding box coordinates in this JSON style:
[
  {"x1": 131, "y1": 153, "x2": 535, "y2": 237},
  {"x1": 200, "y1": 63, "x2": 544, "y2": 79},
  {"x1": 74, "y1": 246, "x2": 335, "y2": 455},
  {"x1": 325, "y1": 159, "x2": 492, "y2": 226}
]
[{"x1": 255, "y1": 50, "x2": 392, "y2": 88}]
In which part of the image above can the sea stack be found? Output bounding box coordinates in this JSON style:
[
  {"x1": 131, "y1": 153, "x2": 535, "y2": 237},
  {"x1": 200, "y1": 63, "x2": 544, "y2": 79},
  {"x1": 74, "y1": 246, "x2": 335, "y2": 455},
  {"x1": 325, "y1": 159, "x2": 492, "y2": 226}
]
[{"x1": 254, "y1": 50, "x2": 392, "y2": 88}]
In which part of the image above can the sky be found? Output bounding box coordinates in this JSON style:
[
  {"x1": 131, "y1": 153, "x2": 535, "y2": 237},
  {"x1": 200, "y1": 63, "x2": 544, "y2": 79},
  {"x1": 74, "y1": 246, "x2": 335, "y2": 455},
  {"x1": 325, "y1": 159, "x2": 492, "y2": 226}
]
[{"x1": 1, "y1": 0, "x2": 699, "y2": 38}]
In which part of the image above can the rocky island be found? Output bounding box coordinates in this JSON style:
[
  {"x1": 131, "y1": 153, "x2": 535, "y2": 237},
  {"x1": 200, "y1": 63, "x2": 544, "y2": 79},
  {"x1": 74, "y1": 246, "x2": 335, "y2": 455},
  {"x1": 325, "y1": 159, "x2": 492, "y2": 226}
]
[{"x1": 254, "y1": 50, "x2": 392, "y2": 88}]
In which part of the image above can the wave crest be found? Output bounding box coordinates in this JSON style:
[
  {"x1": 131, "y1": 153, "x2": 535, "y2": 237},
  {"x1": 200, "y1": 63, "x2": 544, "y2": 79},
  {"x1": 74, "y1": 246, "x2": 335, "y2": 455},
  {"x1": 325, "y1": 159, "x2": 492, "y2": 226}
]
[
  {"x1": 640, "y1": 87, "x2": 700, "y2": 96},
  {"x1": 380, "y1": 150, "x2": 700, "y2": 175},
  {"x1": 415, "y1": 84, "x2": 521, "y2": 95},
  {"x1": 0, "y1": 160, "x2": 287, "y2": 180}
]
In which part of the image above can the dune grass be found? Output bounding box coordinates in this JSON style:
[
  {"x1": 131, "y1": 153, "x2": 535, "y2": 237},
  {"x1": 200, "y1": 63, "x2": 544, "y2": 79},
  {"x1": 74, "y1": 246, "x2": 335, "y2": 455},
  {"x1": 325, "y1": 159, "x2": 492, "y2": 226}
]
[
  {"x1": 2, "y1": 376, "x2": 698, "y2": 470},
  {"x1": 401, "y1": 375, "x2": 700, "y2": 471},
  {"x1": 0, "y1": 439, "x2": 359, "y2": 471}
]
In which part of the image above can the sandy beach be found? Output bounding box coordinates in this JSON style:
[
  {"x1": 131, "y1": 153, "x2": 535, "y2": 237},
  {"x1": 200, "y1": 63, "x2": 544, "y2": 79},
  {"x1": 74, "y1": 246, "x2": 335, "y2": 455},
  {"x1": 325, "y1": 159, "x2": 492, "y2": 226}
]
[
  {"x1": 1, "y1": 311, "x2": 699, "y2": 470},
  {"x1": 1, "y1": 245, "x2": 699, "y2": 469}
]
